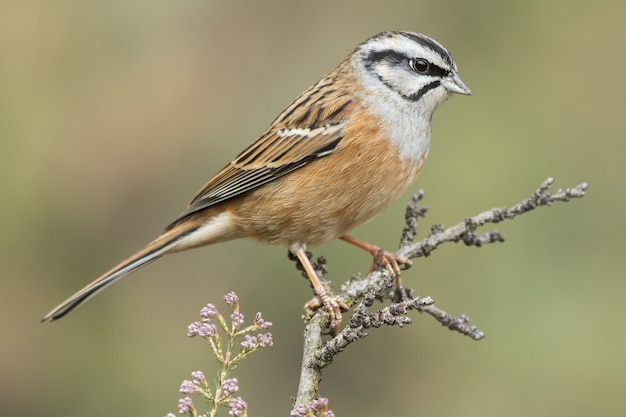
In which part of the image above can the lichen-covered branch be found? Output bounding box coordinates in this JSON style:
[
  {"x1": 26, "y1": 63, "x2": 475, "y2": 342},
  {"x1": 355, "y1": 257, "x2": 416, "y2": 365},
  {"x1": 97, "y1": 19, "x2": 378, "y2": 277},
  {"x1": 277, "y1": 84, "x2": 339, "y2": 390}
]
[
  {"x1": 399, "y1": 178, "x2": 588, "y2": 260},
  {"x1": 293, "y1": 178, "x2": 588, "y2": 408}
]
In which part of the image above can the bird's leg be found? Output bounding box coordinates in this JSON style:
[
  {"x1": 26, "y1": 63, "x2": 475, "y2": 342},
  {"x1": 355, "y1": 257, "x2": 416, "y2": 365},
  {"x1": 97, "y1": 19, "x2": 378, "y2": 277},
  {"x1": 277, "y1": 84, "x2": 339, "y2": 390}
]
[
  {"x1": 290, "y1": 243, "x2": 347, "y2": 335},
  {"x1": 339, "y1": 235, "x2": 412, "y2": 287}
]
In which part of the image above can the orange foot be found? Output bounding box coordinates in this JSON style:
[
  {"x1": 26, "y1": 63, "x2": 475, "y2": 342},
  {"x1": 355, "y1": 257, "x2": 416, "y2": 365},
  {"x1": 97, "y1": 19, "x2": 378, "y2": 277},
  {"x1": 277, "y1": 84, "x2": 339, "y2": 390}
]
[
  {"x1": 304, "y1": 293, "x2": 349, "y2": 335},
  {"x1": 340, "y1": 235, "x2": 412, "y2": 286},
  {"x1": 290, "y1": 243, "x2": 349, "y2": 335}
]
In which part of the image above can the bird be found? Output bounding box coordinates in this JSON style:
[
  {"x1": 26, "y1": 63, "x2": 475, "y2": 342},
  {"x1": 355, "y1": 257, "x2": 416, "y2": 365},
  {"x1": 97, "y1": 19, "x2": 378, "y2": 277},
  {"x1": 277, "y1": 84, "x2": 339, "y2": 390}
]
[{"x1": 42, "y1": 31, "x2": 471, "y2": 333}]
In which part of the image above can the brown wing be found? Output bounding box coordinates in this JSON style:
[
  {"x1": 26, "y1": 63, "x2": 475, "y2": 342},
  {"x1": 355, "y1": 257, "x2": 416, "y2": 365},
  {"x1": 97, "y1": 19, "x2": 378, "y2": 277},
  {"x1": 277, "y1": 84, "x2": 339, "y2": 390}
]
[{"x1": 166, "y1": 83, "x2": 356, "y2": 229}]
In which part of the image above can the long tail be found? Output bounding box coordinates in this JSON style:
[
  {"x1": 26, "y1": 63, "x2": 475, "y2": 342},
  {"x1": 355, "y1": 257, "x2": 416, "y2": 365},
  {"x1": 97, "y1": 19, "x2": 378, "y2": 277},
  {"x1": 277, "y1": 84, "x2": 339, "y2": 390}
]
[{"x1": 41, "y1": 222, "x2": 205, "y2": 322}]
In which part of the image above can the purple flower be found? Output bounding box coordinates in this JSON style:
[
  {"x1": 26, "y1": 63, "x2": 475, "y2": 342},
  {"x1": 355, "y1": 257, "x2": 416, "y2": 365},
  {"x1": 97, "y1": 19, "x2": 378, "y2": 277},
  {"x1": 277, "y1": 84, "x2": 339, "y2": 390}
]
[
  {"x1": 324, "y1": 411, "x2": 335, "y2": 417},
  {"x1": 310, "y1": 397, "x2": 328, "y2": 411},
  {"x1": 179, "y1": 380, "x2": 197, "y2": 394},
  {"x1": 165, "y1": 413, "x2": 176, "y2": 417},
  {"x1": 222, "y1": 377, "x2": 239, "y2": 395},
  {"x1": 231, "y1": 312, "x2": 244, "y2": 327},
  {"x1": 223, "y1": 292, "x2": 239, "y2": 306},
  {"x1": 254, "y1": 312, "x2": 273, "y2": 329},
  {"x1": 178, "y1": 397, "x2": 194, "y2": 414},
  {"x1": 187, "y1": 321, "x2": 217, "y2": 338},
  {"x1": 191, "y1": 370, "x2": 206, "y2": 385},
  {"x1": 240, "y1": 335, "x2": 257, "y2": 349},
  {"x1": 200, "y1": 303, "x2": 219, "y2": 320},
  {"x1": 228, "y1": 396, "x2": 247, "y2": 416},
  {"x1": 258, "y1": 332, "x2": 273, "y2": 347},
  {"x1": 290, "y1": 404, "x2": 308, "y2": 417}
]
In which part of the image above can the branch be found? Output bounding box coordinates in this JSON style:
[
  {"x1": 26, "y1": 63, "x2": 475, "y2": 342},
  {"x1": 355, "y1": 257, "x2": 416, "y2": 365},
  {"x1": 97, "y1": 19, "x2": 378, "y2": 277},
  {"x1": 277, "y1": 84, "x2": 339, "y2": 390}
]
[
  {"x1": 400, "y1": 178, "x2": 588, "y2": 259},
  {"x1": 293, "y1": 178, "x2": 588, "y2": 409}
]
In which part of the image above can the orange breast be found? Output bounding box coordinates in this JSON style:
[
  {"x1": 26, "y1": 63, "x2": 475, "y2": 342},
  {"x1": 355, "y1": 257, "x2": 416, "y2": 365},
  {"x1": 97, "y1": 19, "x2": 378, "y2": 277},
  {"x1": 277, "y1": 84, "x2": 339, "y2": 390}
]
[{"x1": 231, "y1": 106, "x2": 426, "y2": 247}]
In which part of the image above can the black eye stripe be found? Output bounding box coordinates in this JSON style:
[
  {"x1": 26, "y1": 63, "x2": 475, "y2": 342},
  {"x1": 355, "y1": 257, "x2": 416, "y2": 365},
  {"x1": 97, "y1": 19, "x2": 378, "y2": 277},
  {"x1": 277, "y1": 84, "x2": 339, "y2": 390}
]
[
  {"x1": 362, "y1": 50, "x2": 406, "y2": 70},
  {"x1": 424, "y1": 63, "x2": 449, "y2": 78},
  {"x1": 363, "y1": 50, "x2": 450, "y2": 78},
  {"x1": 362, "y1": 48, "x2": 450, "y2": 102}
]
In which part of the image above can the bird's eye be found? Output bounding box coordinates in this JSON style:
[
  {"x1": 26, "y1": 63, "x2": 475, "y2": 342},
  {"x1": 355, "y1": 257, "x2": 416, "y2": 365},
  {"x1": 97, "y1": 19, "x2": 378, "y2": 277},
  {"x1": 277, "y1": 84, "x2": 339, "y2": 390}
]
[{"x1": 410, "y1": 58, "x2": 430, "y2": 74}]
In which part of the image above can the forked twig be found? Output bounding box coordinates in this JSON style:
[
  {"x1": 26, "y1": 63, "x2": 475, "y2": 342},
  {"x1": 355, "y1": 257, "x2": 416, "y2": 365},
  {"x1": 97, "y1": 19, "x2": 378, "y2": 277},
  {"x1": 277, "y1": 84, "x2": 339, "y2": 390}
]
[{"x1": 294, "y1": 178, "x2": 588, "y2": 407}]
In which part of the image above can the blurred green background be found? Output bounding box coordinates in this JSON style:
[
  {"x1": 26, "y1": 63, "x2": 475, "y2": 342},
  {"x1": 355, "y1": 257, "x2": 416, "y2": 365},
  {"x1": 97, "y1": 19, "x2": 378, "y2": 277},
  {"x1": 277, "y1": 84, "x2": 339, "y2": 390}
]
[{"x1": 2, "y1": 0, "x2": 624, "y2": 416}]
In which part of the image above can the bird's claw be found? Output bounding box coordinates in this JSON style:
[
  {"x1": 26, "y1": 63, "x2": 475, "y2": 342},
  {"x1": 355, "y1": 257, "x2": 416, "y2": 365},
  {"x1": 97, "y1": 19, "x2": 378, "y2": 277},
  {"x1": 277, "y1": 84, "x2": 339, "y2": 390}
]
[{"x1": 305, "y1": 293, "x2": 348, "y2": 335}]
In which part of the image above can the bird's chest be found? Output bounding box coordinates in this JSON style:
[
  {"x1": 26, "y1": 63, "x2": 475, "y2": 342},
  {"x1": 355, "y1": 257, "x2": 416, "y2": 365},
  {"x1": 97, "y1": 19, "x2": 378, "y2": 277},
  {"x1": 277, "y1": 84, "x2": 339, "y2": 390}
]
[{"x1": 233, "y1": 107, "x2": 429, "y2": 247}]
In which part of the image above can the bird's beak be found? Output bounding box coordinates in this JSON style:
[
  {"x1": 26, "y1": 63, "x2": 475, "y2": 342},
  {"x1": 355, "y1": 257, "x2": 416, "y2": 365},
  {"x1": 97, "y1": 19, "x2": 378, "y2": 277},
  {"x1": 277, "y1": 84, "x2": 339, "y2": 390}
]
[{"x1": 442, "y1": 71, "x2": 471, "y2": 95}]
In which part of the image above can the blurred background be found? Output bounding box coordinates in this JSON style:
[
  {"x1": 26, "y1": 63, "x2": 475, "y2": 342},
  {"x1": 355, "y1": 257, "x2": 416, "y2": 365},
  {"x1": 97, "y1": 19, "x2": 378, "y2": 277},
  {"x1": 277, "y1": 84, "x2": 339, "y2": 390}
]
[{"x1": 2, "y1": 0, "x2": 624, "y2": 416}]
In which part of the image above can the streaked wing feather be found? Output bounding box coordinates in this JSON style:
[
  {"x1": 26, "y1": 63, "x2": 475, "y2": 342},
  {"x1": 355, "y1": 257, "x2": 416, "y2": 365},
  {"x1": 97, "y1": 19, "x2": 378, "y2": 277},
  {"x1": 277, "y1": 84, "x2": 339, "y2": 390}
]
[
  {"x1": 166, "y1": 92, "x2": 354, "y2": 228},
  {"x1": 167, "y1": 70, "x2": 356, "y2": 229}
]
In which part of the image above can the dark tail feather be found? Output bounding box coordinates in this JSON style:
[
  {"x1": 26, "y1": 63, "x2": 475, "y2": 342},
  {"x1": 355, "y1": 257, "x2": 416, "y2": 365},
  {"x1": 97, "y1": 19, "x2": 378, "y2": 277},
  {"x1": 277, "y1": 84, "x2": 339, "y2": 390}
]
[{"x1": 41, "y1": 225, "x2": 198, "y2": 322}]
